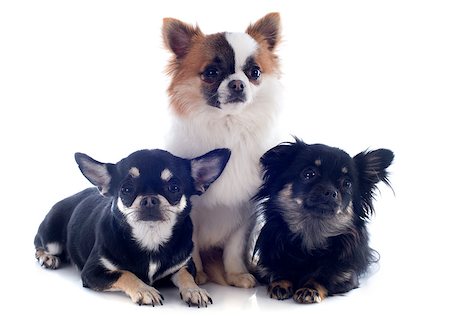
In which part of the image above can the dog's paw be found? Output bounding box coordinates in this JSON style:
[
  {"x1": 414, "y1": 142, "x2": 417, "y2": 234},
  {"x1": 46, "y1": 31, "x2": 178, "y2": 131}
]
[
  {"x1": 179, "y1": 287, "x2": 213, "y2": 308},
  {"x1": 35, "y1": 249, "x2": 60, "y2": 269},
  {"x1": 195, "y1": 270, "x2": 209, "y2": 285},
  {"x1": 129, "y1": 285, "x2": 164, "y2": 306},
  {"x1": 225, "y1": 272, "x2": 256, "y2": 288},
  {"x1": 268, "y1": 280, "x2": 293, "y2": 300},
  {"x1": 293, "y1": 287, "x2": 323, "y2": 304}
]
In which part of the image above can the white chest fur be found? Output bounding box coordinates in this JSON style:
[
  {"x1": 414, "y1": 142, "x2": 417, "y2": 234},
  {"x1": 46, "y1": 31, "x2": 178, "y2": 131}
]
[{"x1": 165, "y1": 76, "x2": 281, "y2": 248}]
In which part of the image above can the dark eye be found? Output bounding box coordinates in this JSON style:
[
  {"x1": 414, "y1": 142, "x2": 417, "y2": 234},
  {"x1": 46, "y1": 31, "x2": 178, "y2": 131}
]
[
  {"x1": 302, "y1": 168, "x2": 317, "y2": 182},
  {"x1": 168, "y1": 183, "x2": 180, "y2": 194},
  {"x1": 247, "y1": 66, "x2": 261, "y2": 80},
  {"x1": 342, "y1": 179, "x2": 352, "y2": 189},
  {"x1": 202, "y1": 66, "x2": 220, "y2": 83},
  {"x1": 121, "y1": 183, "x2": 134, "y2": 195}
]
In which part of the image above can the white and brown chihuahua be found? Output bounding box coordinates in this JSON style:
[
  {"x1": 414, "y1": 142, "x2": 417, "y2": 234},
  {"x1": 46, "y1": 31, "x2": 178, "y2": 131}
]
[{"x1": 162, "y1": 13, "x2": 282, "y2": 288}]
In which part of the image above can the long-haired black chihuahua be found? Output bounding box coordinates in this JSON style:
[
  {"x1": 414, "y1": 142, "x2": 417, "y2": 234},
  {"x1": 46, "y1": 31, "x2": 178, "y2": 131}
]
[
  {"x1": 35, "y1": 148, "x2": 230, "y2": 307},
  {"x1": 251, "y1": 138, "x2": 393, "y2": 303}
]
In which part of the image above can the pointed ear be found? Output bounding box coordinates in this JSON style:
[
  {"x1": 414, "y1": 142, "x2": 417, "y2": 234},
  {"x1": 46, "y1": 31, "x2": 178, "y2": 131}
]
[
  {"x1": 190, "y1": 149, "x2": 231, "y2": 195},
  {"x1": 260, "y1": 137, "x2": 305, "y2": 181},
  {"x1": 162, "y1": 17, "x2": 203, "y2": 59},
  {"x1": 353, "y1": 148, "x2": 394, "y2": 216},
  {"x1": 246, "y1": 12, "x2": 281, "y2": 51},
  {"x1": 75, "y1": 153, "x2": 115, "y2": 196}
]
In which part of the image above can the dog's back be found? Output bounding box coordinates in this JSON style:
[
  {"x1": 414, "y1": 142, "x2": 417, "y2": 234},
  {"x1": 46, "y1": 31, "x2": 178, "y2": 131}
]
[{"x1": 34, "y1": 188, "x2": 100, "y2": 268}]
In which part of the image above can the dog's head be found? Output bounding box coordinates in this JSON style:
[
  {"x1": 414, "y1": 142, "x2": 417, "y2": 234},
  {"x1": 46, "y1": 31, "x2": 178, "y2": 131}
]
[
  {"x1": 257, "y1": 138, "x2": 393, "y2": 250},
  {"x1": 75, "y1": 149, "x2": 230, "y2": 223},
  {"x1": 162, "y1": 13, "x2": 281, "y2": 117}
]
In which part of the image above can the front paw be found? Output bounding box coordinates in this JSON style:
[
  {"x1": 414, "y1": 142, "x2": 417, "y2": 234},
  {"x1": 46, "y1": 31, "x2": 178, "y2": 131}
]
[
  {"x1": 129, "y1": 285, "x2": 164, "y2": 306},
  {"x1": 225, "y1": 272, "x2": 256, "y2": 288},
  {"x1": 268, "y1": 280, "x2": 293, "y2": 300},
  {"x1": 293, "y1": 287, "x2": 323, "y2": 304},
  {"x1": 195, "y1": 270, "x2": 209, "y2": 285},
  {"x1": 35, "y1": 249, "x2": 60, "y2": 269},
  {"x1": 179, "y1": 287, "x2": 213, "y2": 307}
]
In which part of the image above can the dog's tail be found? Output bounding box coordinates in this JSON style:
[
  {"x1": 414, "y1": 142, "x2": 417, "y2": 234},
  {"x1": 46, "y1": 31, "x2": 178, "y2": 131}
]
[{"x1": 201, "y1": 249, "x2": 228, "y2": 286}]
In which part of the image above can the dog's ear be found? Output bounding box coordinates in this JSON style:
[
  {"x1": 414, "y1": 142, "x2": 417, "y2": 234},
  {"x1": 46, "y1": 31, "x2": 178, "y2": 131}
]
[
  {"x1": 353, "y1": 148, "x2": 394, "y2": 216},
  {"x1": 190, "y1": 149, "x2": 231, "y2": 195},
  {"x1": 246, "y1": 12, "x2": 281, "y2": 51},
  {"x1": 75, "y1": 153, "x2": 115, "y2": 197},
  {"x1": 260, "y1": 137, "x2": 305, "y2": 182},
  {"x1": 162, "y1": 18, "x2": 203, "y2": 59}
]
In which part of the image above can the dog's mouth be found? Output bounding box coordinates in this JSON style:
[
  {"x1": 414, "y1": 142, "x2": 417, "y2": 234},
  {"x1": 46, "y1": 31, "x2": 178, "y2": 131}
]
[
  {"x1": 137, "y1": 195, "x2": 188, "y2": 222},
  {"x1": 137, "y1": 211, "x2": 165, "y2": 222},
  {"x1": 303, "y1": 202, "x2": 339, "y2": 216},
  {"x1": 225, "y1": 95, "x2": 247, "y2": 104}
]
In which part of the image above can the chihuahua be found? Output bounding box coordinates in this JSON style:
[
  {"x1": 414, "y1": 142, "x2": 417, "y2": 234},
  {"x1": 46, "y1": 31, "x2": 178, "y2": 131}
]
[
  {"x1": 251, "y1": 138, "x2": 393, "y2": 303},
  {"x1": 162, "y1": 12, "x2": 282, "y2": 288},
  {"x1": 35, "y1": 148, "x2": 230, "y2": 307}
]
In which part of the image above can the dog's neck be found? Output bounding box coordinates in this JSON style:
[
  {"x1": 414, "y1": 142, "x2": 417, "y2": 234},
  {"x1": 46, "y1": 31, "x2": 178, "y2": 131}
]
[{"x1": 166, "y1": 76, "x2": 282, "y2": 158}]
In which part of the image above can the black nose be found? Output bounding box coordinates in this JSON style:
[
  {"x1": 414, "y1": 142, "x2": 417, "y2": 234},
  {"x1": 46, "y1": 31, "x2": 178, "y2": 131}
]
[
  {"x1": 140, "y1": 196, "x2": 160, "y2": 209},
  {"x1": 228, "y1": 80, "x2": 245, "y2": 92},
  {"x1": 311, "y1": 184, "x2": 339, "y2": 204},
  {"x1": 323, "y1": 189, "x2": 338, "y2": 200}
]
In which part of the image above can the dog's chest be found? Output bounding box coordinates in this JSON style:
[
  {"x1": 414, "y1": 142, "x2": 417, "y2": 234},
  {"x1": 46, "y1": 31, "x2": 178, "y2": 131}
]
[
  {"x1": 167, "y1": 115, "x2": 273, "y2": 206},
  {"x1": 147, "y1": 256, "x2": 190, "y2": 284}
]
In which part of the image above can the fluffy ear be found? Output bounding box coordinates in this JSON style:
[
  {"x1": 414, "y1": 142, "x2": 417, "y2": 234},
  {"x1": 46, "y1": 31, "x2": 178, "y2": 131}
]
[
  {"x1": 260, "y1": 137, "x2": 305, "y2": 182},
  {"x1": 162, "y1": 17, "x2": 203, "y2": 59},
  {"x1": 75, "y1": 153, "x2": 115, "y2": 196},
  {"x1": 246, "y1": 12, "x2": 281, "y2": 51},
  {"x1": 190, "y1": 149, "x2": 231, "y2": 195},
  {"x1": 353, "y1": 149, "x2": 394, "y2": 216}
]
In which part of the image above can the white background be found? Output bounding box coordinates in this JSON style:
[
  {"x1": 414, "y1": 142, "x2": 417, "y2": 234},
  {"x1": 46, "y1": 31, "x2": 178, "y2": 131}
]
[{"x1": 1, "y1": 1, "x2": 449, "y2": 315}]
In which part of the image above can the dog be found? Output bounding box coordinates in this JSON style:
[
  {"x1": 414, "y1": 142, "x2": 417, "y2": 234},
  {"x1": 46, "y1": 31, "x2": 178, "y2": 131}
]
[
  {"x1": 34, "y1": 148, "x2": 230, "y2": 307},
  {"x1": 162, "y1": 12, "x2": 282, "y2": 288},
  {"x1": 251, "y1": 138, "x2": 394, "y2": 303}
]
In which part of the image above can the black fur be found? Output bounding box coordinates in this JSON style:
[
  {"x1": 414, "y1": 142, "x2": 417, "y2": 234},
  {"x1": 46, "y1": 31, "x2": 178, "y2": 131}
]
[
  {"x1": 252, "y1": 138, "x2": 393, "y2": 303},
  {"x1": 35, "y1": 148, "x2": 230, "y2": 306}
]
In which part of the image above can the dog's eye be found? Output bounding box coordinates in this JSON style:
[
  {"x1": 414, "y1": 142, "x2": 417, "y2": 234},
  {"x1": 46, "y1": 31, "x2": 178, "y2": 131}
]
[
  {"x1": 302, "y1": 168, "x2": 317, "y2": 182},
  {"x1": 121, "y1": 185, "x2": 134, "y2": 195},
  {"x1": 168, "y1": 183, "x2": 180, "y2": 194},
  {"x1": 247, "y1": 66, "x2": 261, "y2": 80},
  {"x1": 342, "y1": 179, "x2": 352, "y2": 189},
  {"x1": 202, "y1": 66, "x2": 220, "y2": 83}
]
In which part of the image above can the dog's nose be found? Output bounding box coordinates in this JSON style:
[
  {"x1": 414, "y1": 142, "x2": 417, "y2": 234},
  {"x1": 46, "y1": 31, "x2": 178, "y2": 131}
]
[
  {"x1": 323, "y1": 189, "x2": 338, "y2": 200},
  {"x1": 228, "y1": 80, "x2": 245, "y2": 92},
  {"x1": 140, "y1": 196, "x2": 160, "y2": 209}
]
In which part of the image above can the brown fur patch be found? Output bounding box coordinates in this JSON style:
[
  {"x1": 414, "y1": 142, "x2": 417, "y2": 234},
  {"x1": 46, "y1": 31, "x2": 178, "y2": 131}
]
[
  {"x1": 111, "y1": 271, "x2": 163, "y2": 306},
  {"x1": 246, "y1": 13, "x2": 281, "y2": 76},
  {"x1": 172, "y1": 266, "x2": 197, "y2": 289},
  {"x1": 200, "y1": 248, "x2": 228, "y2": 286},
  {"x1": 294, "y1": 279, "x2": 328, "y2": 303},
  {"x1": 167, "y1": 33, "x2": 225, "y2": 117},
  {"x1": 164, "y1": 14, "x2": 281, "y2": 117},
  {"x1": 268, "y1": 280, "x2": 293, "y2": 300},
  {"x1": 246, "y1": 12, "x2": 281, "y2": 51},
  {"x1": 172, "y1": 266, "x2": 213, "y2": 307},
  {"x1": 310, "y1": 280, "x2": 328, "y2": 299},
  {"x1": 253, "y1": 47, "x2": 279, "y2": 77},
  {"x1": 111, "y1": 271, "x2": 144, "y2": 293}
]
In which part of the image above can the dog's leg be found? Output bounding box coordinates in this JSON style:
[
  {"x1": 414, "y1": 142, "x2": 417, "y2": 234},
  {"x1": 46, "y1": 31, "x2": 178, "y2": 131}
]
[
  {"x1": 35, "y1": 246, "x2": 62, "y2": 269},
  {"x1": 81, "y1": 260, "x2": 164, "y2": 306},
  {"x1": 109, "y1": 271, "x2": 164, "y2": 306},
  {"x1": 293, "y1": 279, "x2": 328, "y2": 304},
  {"x1": 223, "y1": 221, "x2": 256, "y2": 288},
  {"x1": 268, "y1": 280, "x2": 293, "y2": 300},
  {"x1": 172, "y1": 266, "x2": 212, "y2": 307},
  {"x1": 191, "y1": 234, "x2": 208, "y2": 285}
]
